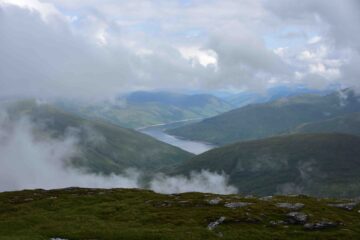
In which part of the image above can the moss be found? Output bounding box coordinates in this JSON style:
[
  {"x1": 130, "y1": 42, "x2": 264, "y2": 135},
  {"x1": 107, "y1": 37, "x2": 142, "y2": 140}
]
[{"x1": 0, "y1": 188, "x2": 360, "y2": 239}]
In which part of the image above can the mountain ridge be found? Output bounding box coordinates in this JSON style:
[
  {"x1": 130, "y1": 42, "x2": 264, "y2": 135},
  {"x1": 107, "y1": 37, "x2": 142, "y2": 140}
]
[
  {"x1": 171, "y1": 133, "x2": 360, "y2": 197},
  {"x1": 167, "y1": 90, "x2": 360, "y2": 145}
]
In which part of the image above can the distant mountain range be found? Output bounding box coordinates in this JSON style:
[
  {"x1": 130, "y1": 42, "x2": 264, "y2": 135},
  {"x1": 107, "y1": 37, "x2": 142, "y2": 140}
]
[
  {"x1": 224, "y1": 86, "x2": 331, "y2": 107},
  {"x1": 56, "y1": 91, "x2": 233, "y2": 129},
  {"x1": 4, "y1": 89, "x2": 360, "y2": 198},
  {"x1": 168, "y1": 89, "x2": 360, "y2": 145},
  {"x1": 4, "y1": 100, "x2": 193, "y2": 174},
  {"x1": 172, "y1": 133, "x2": 360, "y2": 197}
]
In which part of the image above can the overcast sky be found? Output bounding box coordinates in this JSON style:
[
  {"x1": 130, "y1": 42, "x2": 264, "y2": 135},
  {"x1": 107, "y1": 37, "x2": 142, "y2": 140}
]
[{"x1": 0, "y1": 0, "x2": 359, "y2": 99}]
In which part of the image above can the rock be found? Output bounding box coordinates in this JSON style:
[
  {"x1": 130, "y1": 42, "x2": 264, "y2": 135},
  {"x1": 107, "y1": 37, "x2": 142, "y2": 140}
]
[
  {"x1": 216, "y1": 232, "x2": 224, "y2": 238},
  {"x1": 259, "y1": 196, "x2": 273, "y2": 201},
  {"x1": 24, "y1": 198, "x2": 34, "y2": 202},
  {"x1": 244, "y1": 195, "x2": 254, "y2": 199},
  {"x1": 208, "y1": 197, "x2": 222, "y2": 205},
  {"x1": 153, "y1": 201, "x2": 172, "y2": 207},
  {"x1": 276, "y1": 202, "x2": 304, "y2": 210},
  {"x1": 327, "y1": 202, "x2": 358, "y2": 211},
  {"x1": 286, "y1": 212, "x2": 308, "y2": 224},
  {"x1": 178, "y1": 200, "x2": 190, "y2": 205},
  {"x1": 224, "y1": 202, "x2": 253, "y2": 209},
  {"x1": 269, "y1": 220, "x2": 286, "y2": 226},
  {"x1": 160, "y1": 201, "x2": 172, "y2": 207},
  {"x1": 304, "y1": 221, "x2": 338, "y2": 230},
  {"x1": 208, "y1": 216, "x2": 226, "y2": 231}
]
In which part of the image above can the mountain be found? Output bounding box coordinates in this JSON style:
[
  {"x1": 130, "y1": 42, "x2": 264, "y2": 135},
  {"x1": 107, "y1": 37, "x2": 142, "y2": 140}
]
[
  {"x1": 2, "y1": 187, "x2": 360, "y2": 239},
  {"x1": 168, "y1": 90, "x2": 360, "y2": 145},
  {"x1": 3, "y1": 100, "x2": 193, "y2": 174},
  {"x1": 172, "y1": 133, "x2": 360, "y2": 197},
  {"x1": 56, "y1": 91, "x2": 233, "y2": 129},
  {"x1": 225, "y1": 86, "x2": 330, "y2": 108},
  {"x1": 292, "y1": 112, "x2": 360, "y2": 136}
]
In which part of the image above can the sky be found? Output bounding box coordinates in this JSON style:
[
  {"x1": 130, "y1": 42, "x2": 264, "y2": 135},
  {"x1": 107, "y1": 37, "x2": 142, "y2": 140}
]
[{"x1": 0, "y1": 0, "x2": 359, "y2": 99}]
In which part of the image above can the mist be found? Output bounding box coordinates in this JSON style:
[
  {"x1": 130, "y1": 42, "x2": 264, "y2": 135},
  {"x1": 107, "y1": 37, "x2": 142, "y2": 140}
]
[
  {"x1": 0, "y1": 114, "x2": 141, "y2": 191},
  {"x1": 150, "y1": 171, "x2": 237, "y2": 194},
  {"x1": 0, "y1": 111, "x2": 237, "y2": 194}
]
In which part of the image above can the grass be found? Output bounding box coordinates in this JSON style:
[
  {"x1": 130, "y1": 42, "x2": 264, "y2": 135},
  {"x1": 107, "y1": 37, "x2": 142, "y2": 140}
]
[
  {"x1": 0, "y1": 188, "x2": 360, "y2": 239},
  {"x1": 172, "y1": 133, "x2": 360, "y2": 198}
]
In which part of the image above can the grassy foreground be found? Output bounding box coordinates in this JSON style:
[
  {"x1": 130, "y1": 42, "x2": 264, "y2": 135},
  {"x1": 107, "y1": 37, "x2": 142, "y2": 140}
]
[{"x1": 0, "y1": 188, "x2": 360, "y2": 240}]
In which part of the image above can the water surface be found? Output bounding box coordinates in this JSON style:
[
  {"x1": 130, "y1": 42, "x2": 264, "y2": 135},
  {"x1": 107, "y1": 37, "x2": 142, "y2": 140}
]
[{"x1": 140, "y1": 125, "x2": 216, "y2": 154}]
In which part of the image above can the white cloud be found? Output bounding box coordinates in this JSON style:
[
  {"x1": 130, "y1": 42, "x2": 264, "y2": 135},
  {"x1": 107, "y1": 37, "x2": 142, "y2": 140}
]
[
  {"x1": 0, "y1": 0, "x2": 62, "y2": 20},
  {"x1": 0, "y1": 107, "x2": 236, "y2": 194},
  {"x1": 179, "y1": 47, "x2": 217, "y2": 67},
  {"x1": 267, "y1": 0, "x2": 360, "y2": 90},
  {"x1": 0, "y1": 0, "x2": 359, "y2": 99},
  {"x1": 150, "y1": 170, "x2": 237, "y2": 194},
  {"x1": 0, "y1": 115, "x2": 141, "y2": 191},
  {"x1": 308, "y1": 36, "x2": 322, "y2": 45}
]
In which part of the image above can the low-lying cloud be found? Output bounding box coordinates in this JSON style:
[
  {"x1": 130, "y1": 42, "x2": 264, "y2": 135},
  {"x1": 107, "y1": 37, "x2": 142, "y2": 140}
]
[
  {"x1": 0, "y1": 110, "x2": 237, "y2": 194},
  {"x1": 0, "y1": 114, "x2": 140, "y2": 191},
  {"x1": 150, "y1": 171, "x2": 237, "y2": 194}
]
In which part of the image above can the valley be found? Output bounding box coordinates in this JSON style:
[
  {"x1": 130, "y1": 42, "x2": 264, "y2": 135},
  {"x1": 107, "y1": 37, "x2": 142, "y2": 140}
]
[
  {"x1": 139, "y1": 122, "x2": 216, "y2": 154},
  {"x1": 2, "y1": 1, "x2": 359, "y2": 239}
]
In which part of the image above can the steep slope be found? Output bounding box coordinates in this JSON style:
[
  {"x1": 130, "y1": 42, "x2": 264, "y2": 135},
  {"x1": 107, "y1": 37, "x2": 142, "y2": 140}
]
[
  {"x1": 292, "y1": 112, "x2": 360, "y2": 136},
  {"x1": 56, "y1": 91, "x2": 233, "y2": 129},
  {"x1": 168, "y1": 90, "x2": 360, "y2": 145},
  {"x1": 2, "y1": 188, "x2": 360, "y2": 239},
  {"x1": 3, "y1": 100, "x2": 193, "y2": 174},
  {"x1": 173, "y1": 133, "x2": 360, "y2": 197}
]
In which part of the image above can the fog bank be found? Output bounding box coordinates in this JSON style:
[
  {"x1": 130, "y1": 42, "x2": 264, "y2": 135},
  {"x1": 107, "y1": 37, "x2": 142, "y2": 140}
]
[{"x1": 0, "y1": 112, "x2": 236, "y2": 194}]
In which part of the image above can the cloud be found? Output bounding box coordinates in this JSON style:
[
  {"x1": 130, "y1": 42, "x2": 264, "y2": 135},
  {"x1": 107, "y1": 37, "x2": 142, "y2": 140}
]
[
  {"x1": 0, "y1": 2, "x2": 211, "y2": 99},
  {"x1": 0, "y1": 0, "x2": 62, "y2": 20},
  {"x1": 0, "y1": 107, "x2": 236, "y2": 194},
  {"x1": 0, "y1": 113, "x2": 141, "y2": 191},
  {"x1": 267, "y1": 0, "x2": 360, "y2": 90},
  {"x1": 150, "y1": 170, "x2": 237, "y2": 194},
  {"x1": 0, "y1": 0, "x2": 359, "y2": 99}
]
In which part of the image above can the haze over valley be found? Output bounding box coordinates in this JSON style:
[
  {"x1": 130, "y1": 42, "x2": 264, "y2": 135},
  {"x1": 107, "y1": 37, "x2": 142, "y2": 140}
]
[{"x1": 1, "y1": 0, "x2": 360, "y2": 239}]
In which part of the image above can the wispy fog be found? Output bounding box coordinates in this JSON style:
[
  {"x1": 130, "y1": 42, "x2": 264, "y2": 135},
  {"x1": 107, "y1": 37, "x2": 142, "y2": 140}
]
[
  {"x1": 0, "y1": 114, "x2": 140, "y2": 191},
  {"x1": 0, "y1": 110, "x2": 236, "y2": 194},
  {"x1": 150, "y1": 171, "x2": 237, "y2": 194}
]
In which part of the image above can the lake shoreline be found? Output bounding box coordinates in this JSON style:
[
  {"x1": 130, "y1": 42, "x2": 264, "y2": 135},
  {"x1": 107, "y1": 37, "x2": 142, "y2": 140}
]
[{"x1": 138, "y1": 120, "x2": 216, "y2": 154}]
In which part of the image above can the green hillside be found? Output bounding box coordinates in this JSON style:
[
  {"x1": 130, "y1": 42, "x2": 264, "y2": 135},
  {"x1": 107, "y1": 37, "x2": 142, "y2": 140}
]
[
  {"x1": 167, "y1": 90, "x2": 360, "y2": 145},
  {"x1": 4, "y1": 100, "x2": 193, "y2": 174},
  {"x1": 292, "y1": 112, "x2": 360, "y2": 136},
  {"x1": 1, "y1": 187, "x2": 360, "y2": 240},
  {"x1": 56, "y1": 91, "x2": 233, "y2": 129},
  {"x1": 172, "y1": 133, "x2": 360, "y2": 198}
]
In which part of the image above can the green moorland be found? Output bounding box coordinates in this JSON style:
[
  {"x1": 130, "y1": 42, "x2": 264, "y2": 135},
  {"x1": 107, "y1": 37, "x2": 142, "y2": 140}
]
[
  {"x1": 172, "y1": 133, "x2": 360, "y2": 198},
  {"x1": 2, "y1": 100, "x2": 193, "y2": 174},
  {"x1": 1, "y1": 188, "x2": 360, "y2": 240},
  {"x1": 167, "y1": 90, "x2": 360, "y2": 145}
]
